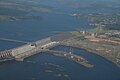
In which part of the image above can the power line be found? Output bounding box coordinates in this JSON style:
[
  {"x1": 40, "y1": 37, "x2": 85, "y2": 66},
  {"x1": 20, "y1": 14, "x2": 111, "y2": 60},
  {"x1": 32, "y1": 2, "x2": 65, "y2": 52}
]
[{"x1": 0, "y1": 38, "x2": 29, "y2": 44}]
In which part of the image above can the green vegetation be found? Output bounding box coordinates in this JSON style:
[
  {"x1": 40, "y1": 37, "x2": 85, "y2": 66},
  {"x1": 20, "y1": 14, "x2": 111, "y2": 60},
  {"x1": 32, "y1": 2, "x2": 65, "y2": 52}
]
[
  {"x1": 70, "y1": 31, "x2": 85, "y2": 40},
  {"x1": 78, "y1": 13, "x2": 120, "y2": 30},
  {"x1": 108, "y1": 34, "x2": 120, "y2": 38},
  {"x1": 70, "y1": 31, "x2": 82, "y2": 36},
  {"x1": 77, "y1": 36, "x2": 85, "y2": 40},
  {"x1": 95, "y1": 41, "x2": 119, "y2": 46},
  {"x1": 89, "y1": 27, "x2": 106, "y2": 33}
]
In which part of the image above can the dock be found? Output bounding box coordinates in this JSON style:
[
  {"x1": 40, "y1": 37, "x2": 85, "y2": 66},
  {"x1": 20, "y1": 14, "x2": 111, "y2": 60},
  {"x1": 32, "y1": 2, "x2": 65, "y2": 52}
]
[{"x1": 42, "y1": 49, "x2": 93, "y2": 68}]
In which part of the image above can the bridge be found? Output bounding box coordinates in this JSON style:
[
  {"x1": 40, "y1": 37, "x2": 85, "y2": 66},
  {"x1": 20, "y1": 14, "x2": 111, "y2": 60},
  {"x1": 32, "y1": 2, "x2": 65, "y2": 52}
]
[{"x1": 0, "y1": 37, "x2": 93, "y2": 68}]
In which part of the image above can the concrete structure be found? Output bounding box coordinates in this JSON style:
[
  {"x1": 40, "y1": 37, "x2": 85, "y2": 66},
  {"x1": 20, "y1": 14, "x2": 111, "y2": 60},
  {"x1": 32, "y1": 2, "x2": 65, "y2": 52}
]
[
  {"x1": 0, "y1": 50, "x2": 13, "y2": 58},
  {"x1": 0, "y1": 37, "x2": 59, "y2": 61},
  {"x1": 35, "y1": 37, "x2": 51, "y2": 47},
  {"x1": 43, "y1": 49, "x2": 93, "y2": 68},
  {"x1": 12, "y1": 44, "x2": 36, "y2": 56}
]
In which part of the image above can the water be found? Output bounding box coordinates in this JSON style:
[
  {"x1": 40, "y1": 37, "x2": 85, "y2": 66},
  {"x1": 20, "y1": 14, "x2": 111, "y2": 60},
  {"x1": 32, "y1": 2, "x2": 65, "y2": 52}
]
[
  {"x1": 0, "y1": 0, "x2": 120, "y2": 80},
  {"x1": 0, "y1": 12, "x2": 93, "y2": 50},
  {"x1": 52, "y1": 46, "x2": 120, "y2": 80}
]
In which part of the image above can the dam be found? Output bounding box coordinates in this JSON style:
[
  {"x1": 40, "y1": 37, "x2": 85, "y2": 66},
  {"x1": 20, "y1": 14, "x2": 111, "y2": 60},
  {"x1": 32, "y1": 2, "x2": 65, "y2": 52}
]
[{"x1": 0, "y1": 36, "x2": 93, "y2": 68}]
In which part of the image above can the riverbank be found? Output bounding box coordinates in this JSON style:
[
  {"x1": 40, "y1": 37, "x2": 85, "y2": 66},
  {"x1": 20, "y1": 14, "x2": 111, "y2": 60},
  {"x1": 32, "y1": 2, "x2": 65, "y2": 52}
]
[{"x1": 61, "y1": 38, "x2": 120, "y2": 68}]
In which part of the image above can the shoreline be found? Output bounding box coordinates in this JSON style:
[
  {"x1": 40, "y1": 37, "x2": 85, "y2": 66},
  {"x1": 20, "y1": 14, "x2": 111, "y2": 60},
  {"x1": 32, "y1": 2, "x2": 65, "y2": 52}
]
[{"x1": 61, "y1": 41, "x2": 120, "y2": 68}]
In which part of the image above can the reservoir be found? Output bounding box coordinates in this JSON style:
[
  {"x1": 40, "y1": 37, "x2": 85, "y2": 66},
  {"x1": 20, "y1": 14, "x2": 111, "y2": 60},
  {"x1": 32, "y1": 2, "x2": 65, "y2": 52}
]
[{"x1": 0, "y1": 0, "x2": 120, "y2": 80}]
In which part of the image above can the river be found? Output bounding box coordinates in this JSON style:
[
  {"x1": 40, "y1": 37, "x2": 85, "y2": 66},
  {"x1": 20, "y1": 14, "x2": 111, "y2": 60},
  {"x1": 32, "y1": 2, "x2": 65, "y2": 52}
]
[{"x1": 0, "y1": 0, "x2": 120, "y2": 80}]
